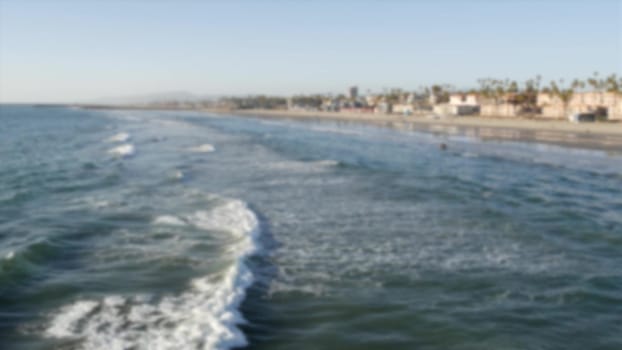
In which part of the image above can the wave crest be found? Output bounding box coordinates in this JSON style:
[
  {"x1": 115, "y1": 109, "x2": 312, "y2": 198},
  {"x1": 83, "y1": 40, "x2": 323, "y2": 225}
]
[
  {"x1": 44, "y1": 199, "x2": 260, "y2": 350},
  {"x1": 108, "y1": 144, "x2": 135, "y2": 157}
]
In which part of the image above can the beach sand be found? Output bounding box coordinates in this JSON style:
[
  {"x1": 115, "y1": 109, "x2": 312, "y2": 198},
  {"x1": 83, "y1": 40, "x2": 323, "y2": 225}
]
[{"x1": 206, "y1": 109, "x2": 622, "y2": 152}]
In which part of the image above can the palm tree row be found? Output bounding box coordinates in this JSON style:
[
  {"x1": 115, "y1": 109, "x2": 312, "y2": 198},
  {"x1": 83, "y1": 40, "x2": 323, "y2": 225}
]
[{"x1": 473, "y1": 73, "x2": 621, "y2": 106}]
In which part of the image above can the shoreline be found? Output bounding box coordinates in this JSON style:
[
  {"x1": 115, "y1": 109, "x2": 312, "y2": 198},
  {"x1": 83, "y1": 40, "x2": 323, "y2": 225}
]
[
  {"x1": 39, "y1": 103, "x2": 622, "y2": 152},
  {"x1": 202, "y1": 108, "x2": 622, "y2": 152}
]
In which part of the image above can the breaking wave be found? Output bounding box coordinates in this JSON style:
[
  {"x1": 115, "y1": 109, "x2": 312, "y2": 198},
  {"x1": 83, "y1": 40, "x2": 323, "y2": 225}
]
[
  {"x1": 44, "y1": 199, "x2": 260, "y2": 350},
  {"x1": 4, "y1": 250, "x2": 15, "y2": 260},
  {"x1": 107, "y1": 144, "x2": 135, "y2": 158}
]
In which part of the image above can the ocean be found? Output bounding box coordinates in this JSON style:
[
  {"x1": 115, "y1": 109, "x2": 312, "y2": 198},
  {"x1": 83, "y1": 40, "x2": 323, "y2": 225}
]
[{"x1": 1, "y1": 105, "x2": 621, "y2": 350}]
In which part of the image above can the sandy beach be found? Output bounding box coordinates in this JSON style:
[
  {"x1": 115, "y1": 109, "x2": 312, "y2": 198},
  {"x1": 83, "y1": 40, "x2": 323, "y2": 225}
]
[{"x1": 205, "y1": 108, "x2": 622, "y2": 151}]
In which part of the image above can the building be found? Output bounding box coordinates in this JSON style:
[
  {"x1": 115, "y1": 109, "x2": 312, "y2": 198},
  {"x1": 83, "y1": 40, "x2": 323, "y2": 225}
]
[
  {"x1": 613, "y1": 100, "x2": 622, "y2": 120},
  {"x1": 433, "y1": 93, "x2": 480, "y2": 116},
  {"x1": 449, "y1": 93, "x2": 479, "y2": 106},
  {"x1": 480, "y1": 103, "x2": 522, "y2": 117},
  {"x1": 349, "y1": 86, "x2": 358, "y2": 100},
  {"x1": 375, "y1": 101, "x2": 392, "y2": 114},
  {"x1": 433, "y1": 104, "x2": 480, "y2": 116},
  {"x1": 392, "y1": 104, "x2": 414, "y2": 115},
  {"x1": 569, "y1": 112, "x2": 597, "y2": 123},
  {"x1": 537, "y1": 92, "x2": 622, "y2": 120}
]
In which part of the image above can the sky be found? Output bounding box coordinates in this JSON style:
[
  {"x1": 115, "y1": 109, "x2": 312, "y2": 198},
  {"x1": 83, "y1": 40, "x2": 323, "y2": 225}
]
[{"x1": 0, "y1": 0, "x2": 621, "y2": 103}]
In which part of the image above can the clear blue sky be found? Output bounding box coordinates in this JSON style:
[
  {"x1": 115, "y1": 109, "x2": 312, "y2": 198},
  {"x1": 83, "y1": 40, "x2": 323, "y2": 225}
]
[{"x1": 1, "y1": 0, "x2": 620, "y2": 103}]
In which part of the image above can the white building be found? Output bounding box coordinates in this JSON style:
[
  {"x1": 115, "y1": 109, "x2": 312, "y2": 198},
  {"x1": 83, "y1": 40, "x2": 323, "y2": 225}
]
[
  {"x1": 538, "y1": 92, "x2": 622, "y2": 120},
  {"x1": 392, "y1": 104, "x2": 414, "y2": 115},
  {"x1": 433, "y1": 93, "x2": 480, "y2": 116},
  {"x1": 449, "y1": 93, "x2": 479, "y2": 106}
]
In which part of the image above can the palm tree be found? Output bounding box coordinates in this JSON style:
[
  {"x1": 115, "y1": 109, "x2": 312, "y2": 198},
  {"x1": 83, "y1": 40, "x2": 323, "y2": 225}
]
[
  {"x1": 605, "y1": 74, "x2": 619, "y2": 93},
  {"x1": 477, "y1": 78, "x2": 493, "y2": 101},
  {"x1": 494, "y1": 79, "x2": 506, "y2": 104},
  {"x1": 523, "y1": 78, "x2": 539, "y2": 108},
  {"x1": 550, "y1": 79, "x2": 575, "y2": 117},
  {"x1": 587, "y1": 72, "x2": 601, "y2": 93}
]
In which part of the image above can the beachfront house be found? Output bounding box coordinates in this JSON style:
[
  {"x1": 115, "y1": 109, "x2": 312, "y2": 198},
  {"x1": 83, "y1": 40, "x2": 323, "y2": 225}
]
[
  {"x1": 480, "y1": 103, "x2": 522, "y2": 118},
  {"x1": 614, "y1": 99, "x2": 622, "y2": 120},
  {"x1": 433, "y1": 93, "x2": 480, "y2": 116},
  {"x1": 449, "y1": 93, "x2": 478, "y2": 106},
  {"x1": 392, "y1": 104, "x2": 414, "y2": 115},
  {"x1": 537, "y1": 92, "x2": 622, "y2": 120},
  {"x1": 339, "y1": 97, "x2": 374, "y2": 114},
  {"x1": 365, "y1": 95, "x2": 380, "y2": 109},
  {"x1": 375, "y1": 101, "x2": 392, "y2": 114},
  {"x1": 479, "y1": 93, "x2": 532, "y2": 118},
  {"x1": 321, "y1": 97, "x2": 340, "y2": 112}
]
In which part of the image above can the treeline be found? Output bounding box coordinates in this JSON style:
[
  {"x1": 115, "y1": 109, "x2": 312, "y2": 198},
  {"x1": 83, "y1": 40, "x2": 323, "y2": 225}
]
[
  {"x1": 217, "y1": 95, "x2": 287, "y2": 109},
  {"x1": 214, "y1": 72, "x2": 621, "y2": 110},
  {"x1": 473, "y1": 73, "x2": 621, "y2": 105}
]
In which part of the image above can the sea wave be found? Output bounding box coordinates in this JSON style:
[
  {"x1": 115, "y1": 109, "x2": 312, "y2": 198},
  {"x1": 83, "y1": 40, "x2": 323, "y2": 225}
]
[
  {"x1": 105, "y1": 132, "x2": 131, "y2": 143},
  {"x1": 188, "y1": 144, "x2": 215, "y2": 153},
  {"x1": 153, "y1": 214, "x2": 186, "y2": 226},
  {"x1": 4, "y1": 250, "x2": 15, "y2": 260},
  {"x1": 266, "y1": 159, "x2": 339, "y2": 172},
  {"x1": 107, "y1": 144, "x2": 135, "y2": 158},
  {"x1": 44, "y1": 199, "x2": 260, "y2": 350}
]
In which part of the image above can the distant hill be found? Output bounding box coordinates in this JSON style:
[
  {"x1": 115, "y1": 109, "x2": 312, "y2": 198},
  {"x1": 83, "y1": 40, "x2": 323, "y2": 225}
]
[{"x1": 93, "y1": 91, "x2": 220, "y2": 106}]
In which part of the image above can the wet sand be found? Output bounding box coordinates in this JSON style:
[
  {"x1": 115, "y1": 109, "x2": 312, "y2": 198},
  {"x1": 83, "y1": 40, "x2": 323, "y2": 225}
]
[{"x1": 206, "y1": 109, "x2": 622, "y2": 152}]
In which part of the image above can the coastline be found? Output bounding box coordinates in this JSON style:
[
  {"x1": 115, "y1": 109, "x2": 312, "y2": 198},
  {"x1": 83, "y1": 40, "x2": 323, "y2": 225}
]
[
  {"x1": 63, "y1": 103, "x2": 622, "y2": 152},
  {"x1": 203, "y1": 108, "x2": 622, "y2": 152}
]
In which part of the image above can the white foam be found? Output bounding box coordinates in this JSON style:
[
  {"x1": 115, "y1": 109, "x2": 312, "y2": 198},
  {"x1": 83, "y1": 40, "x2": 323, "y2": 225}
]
[
  {"x1": 107, "y1": 144, "x2": 135, "y2": 158},
  {"x1": 268, "y1": 281, "x2": 324, "y2": 297},
  {"x1": 188, "y1": 200, "x2": 260, "y2": 244},
  {"x1": 93, "y1": 200, "x2": 110, "y2": 208},
  {"x1": 153, "y1": 215, "x2": 186, "y2": 226},
  {"x1": 267, "y1": 159, "x2": 338, "y2": 173},
  {"x1": 45, "y1": 300, "x2": 99, "y2": 338},
  {"x1": 174, "y1": 170, "x2": 184, "y2": 179},
  {"x1": 4, "y1": 251, "x2": 15, "y2": 260},
  {"x1": 106, "y1": 132, "x2": 131, "y2": 143},
  {"x1": 45, "y1": 199, "x2": 260, "y2": 350},
  {"x1": 188, "y1": 144, "x2": 215, "y2": 153},
  {"x1": 68, "y1": 197, "x2": 110, "y2": 210}
]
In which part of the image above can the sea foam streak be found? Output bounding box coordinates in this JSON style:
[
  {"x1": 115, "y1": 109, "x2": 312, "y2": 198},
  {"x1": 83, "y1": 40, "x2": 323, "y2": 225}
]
[
  {"x1": 267, "y1": 159, "x2": 338, "y2": 172},
  {"x1": 106, "y1": 132, "x2": 131, "y2": 143},
  {"x1": 188, "y1": 144, "x2": 215, "y2": 153},
  {"x1": 107, "y1": 144, "x2": 135, "y2": 157},
  {"x1": 44, "y1": 199, "x2": 260, "y2": 350}
]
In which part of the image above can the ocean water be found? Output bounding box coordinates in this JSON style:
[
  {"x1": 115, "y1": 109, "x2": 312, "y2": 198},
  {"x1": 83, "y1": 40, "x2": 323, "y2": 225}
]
[{"x1": 1, "y1": 105, "x2": 621, "y2": 350}]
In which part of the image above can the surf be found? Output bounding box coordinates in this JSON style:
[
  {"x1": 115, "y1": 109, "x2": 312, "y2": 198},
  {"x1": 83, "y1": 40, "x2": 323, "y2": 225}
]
[
  {"x1": 43, "y1": 198, "x2": 260, "y2": 350},
  {"x1": 107, "y1": 143, "x2": 135, "y2": 157}
]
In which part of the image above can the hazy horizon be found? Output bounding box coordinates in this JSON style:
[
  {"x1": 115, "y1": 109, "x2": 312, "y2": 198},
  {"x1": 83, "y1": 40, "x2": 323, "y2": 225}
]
[{"x1": 1, "y1": 0, "x2": 621, "y2": 103}]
